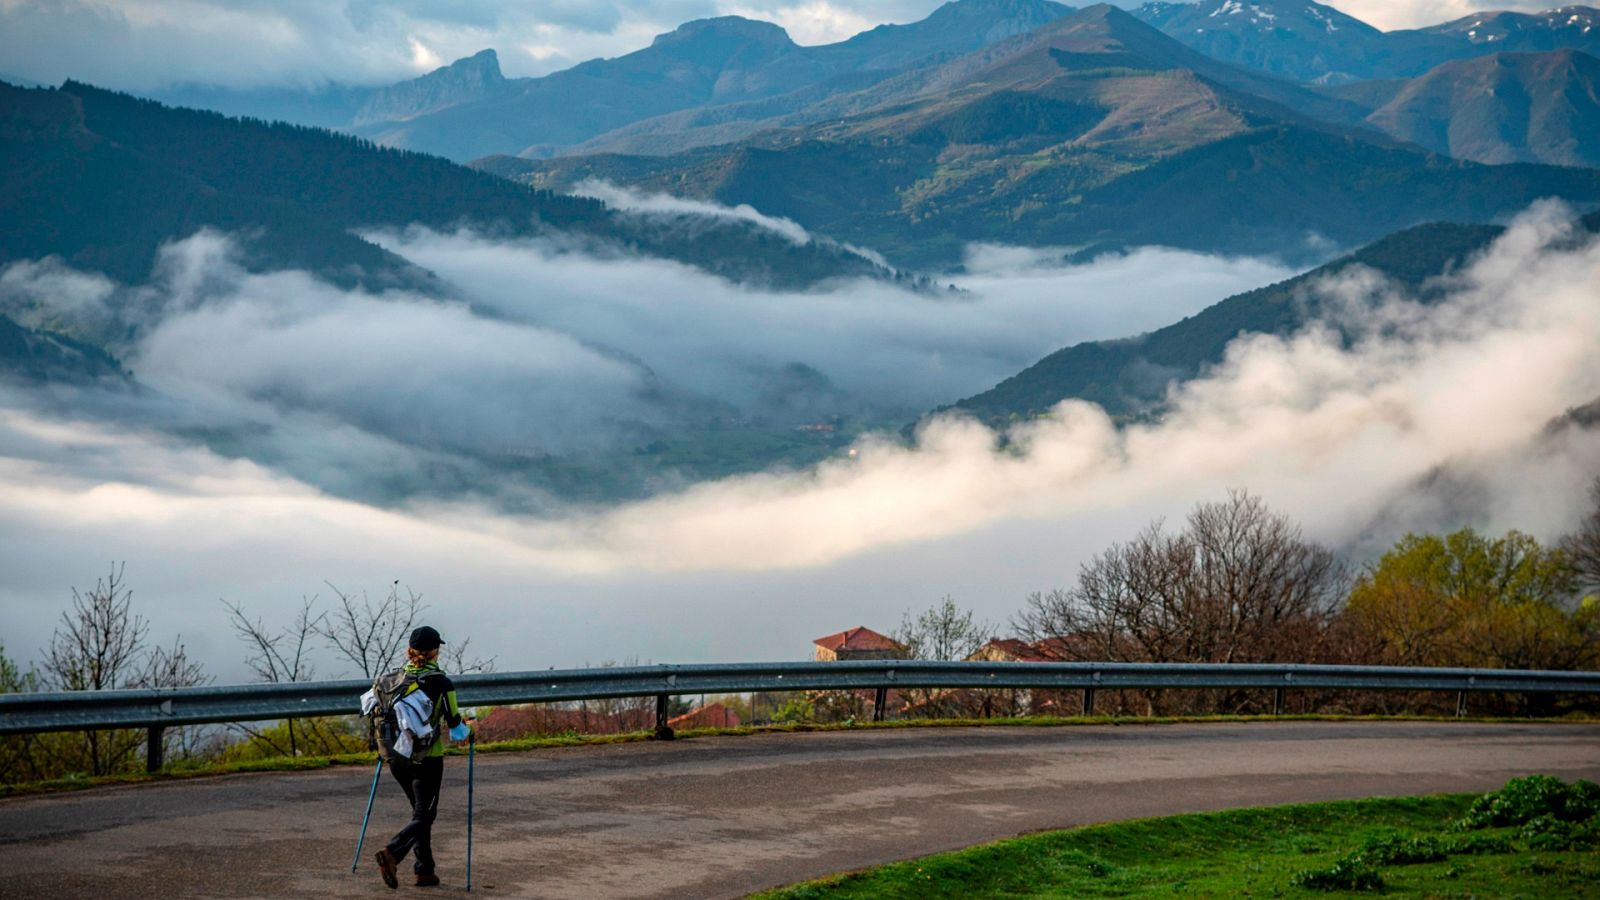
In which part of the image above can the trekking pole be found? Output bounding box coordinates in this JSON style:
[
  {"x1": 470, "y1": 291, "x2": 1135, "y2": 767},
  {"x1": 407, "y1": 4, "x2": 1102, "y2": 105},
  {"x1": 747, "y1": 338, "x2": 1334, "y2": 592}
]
[
  {"x1": 351, "y1": 755, "x2": 383, "y2": 872},
  {"x1": 466, "y1": 731, "x2": 476, "y2": 892}
]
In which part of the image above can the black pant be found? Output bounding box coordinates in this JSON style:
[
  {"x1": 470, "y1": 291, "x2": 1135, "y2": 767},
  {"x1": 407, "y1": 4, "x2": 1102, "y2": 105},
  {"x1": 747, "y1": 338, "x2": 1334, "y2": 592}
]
[{"x1": 386, "y1": 755, "x2": 444, "y2": 875}]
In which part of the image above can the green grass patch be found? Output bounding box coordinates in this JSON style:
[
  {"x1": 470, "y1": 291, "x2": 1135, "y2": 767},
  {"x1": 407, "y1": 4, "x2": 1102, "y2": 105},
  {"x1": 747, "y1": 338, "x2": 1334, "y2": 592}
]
[{"x1": 757, "y1": 777, "x2": 1600, "y2": 899}]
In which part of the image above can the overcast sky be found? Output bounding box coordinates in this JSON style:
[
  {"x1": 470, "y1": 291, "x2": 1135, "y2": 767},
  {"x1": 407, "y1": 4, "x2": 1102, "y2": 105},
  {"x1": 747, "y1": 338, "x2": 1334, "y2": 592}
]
[{"x1": 0, "y1": 0, "x2": 1572, "y2": 91}]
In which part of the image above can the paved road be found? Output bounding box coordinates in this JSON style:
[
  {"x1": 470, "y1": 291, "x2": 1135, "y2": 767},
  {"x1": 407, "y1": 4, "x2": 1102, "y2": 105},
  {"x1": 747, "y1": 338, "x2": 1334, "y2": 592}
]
[{"x1": 4, "y1": 721, "x2": 1599, "y2": 899}]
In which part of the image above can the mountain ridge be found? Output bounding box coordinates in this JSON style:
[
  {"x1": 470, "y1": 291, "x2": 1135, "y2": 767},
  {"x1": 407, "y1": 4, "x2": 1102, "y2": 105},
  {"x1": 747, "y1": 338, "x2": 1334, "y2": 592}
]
[
  {"x1": 1345, "y1": 49, "x2": 1600, "y2": 167},
  {"x1": 0, "y1": 79, "x2": 895, "y2": 298},
  {"x1": 505, "y1": 5, "x2": 1600, "y2": 268},
  {"x1": 141, "y1": 0, "x2": 1080, "y2": 162},
  {"x1": 1134, "y1": 0, "x2": 1600, "y2": 83}
]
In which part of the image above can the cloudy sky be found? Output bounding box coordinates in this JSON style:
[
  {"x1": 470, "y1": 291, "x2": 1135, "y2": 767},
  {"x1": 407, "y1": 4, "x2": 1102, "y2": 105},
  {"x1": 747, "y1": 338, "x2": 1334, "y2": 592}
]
[{"x1": 0, "y1": 0, "x2": 1572, "y2": 91}]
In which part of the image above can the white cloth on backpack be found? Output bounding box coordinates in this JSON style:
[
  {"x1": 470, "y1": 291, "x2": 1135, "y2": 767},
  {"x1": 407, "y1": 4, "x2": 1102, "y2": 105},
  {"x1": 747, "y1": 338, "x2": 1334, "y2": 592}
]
[
  {"x1": 392, "y1": 688, "x2": 435, "y2": 758},
  {"x1": 359, "y1": 687, "x2": 379, "y2": 717}
]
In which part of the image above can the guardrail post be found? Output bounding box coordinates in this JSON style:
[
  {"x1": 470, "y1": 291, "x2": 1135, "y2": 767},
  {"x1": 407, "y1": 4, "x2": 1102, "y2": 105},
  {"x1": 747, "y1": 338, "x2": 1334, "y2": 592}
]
[
  {"x1": 873, "y1": 686, "x2": 888, "y2": 722},
  {"x1": 146, "y1": 725, "x2": 164, "y2": 773},
  {"x1": 1456, "y1": 690, "x2": 1467, "y2": 718},
  {"x1": 654, "y1": 694, "x2": 674, "y2": 740},
  {"x1": 1082, "y1": 688, "x2": 1096, "y2": 716},
  {"x1": 1273, "y1": 687, "x2": 1286, "y2": 717}
]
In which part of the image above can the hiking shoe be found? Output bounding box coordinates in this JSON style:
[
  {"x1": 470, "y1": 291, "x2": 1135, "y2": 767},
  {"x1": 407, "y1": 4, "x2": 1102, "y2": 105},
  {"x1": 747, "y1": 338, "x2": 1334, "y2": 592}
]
[
  {"x1": 374, "y1": 849, "x2": 399, "y2": 889},
  {"x1": 415, "y1": 873, "x2": 441, "y2": 887}
]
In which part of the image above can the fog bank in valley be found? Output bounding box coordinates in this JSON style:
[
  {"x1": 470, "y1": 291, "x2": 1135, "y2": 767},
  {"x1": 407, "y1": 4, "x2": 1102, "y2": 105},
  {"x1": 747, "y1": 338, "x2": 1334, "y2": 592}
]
[{"x1": 2, "y1": 205, "x2": 1596, "y2": 682}]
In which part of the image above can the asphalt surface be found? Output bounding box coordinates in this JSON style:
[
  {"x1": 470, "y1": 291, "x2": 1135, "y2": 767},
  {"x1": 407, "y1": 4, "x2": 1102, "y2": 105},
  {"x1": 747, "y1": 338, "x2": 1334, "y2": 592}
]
[{"x1": 4, "y1": 721, "x2": 1599, "y2": 899}]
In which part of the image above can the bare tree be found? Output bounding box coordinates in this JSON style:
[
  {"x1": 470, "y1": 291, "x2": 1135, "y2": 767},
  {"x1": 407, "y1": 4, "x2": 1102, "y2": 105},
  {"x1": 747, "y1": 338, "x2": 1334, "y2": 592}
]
[
  {"x1": 139, "y1": 634, "x2": 211, "y2": 763},
  {"x1": 224, "y1": 597, "x2": 323, "y2": 684},
  {"x1": 442, "y1": 636, "x2": 496, "y2": 675},
  {"x1": 43, "y1": 564, "x2": 150, "y2": 774},
  {"x1": 575, "y1": 659, "x2": 651, "y2": 734},
  {"x1": 1564, "y1": 476, "x2": 1600, "y2": 596},
  {"x1": 1015, "y1": 491, "x2": 1346, "y2": 714},
  {"x1": 140, "y1": 635, "x2": 208, "y2": 690},
  {"x1": 317, "y1": 581, "x2": 423, "y2": 678},
  {"x1": 222, "y1": 597, "x2": 336, "y2": 758},
  {"x1": 45, "y1": 564, "x2": 146, "y2": 692}
]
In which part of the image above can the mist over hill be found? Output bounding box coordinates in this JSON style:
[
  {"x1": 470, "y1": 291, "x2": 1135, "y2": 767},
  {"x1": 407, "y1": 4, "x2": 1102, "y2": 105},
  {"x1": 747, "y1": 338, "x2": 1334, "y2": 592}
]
[
  {"x1": 5, "y1": 202, "x2": 1598, "y2": 673},
  {"x1": 938, "y1": 214, "x2": 1600, "y2": 427}
]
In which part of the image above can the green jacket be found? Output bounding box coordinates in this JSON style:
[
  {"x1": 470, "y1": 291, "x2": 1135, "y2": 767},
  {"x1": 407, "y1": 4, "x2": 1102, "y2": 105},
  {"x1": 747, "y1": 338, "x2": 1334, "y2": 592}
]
[{"x1": 403, "y1": 660, "x2": 464, "y2": 758}]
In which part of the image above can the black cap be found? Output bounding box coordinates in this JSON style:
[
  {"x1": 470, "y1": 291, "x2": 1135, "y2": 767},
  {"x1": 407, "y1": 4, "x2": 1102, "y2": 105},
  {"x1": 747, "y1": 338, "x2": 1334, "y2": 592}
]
[{"x1": 409, "y1": 625, "x2": 445, "y2": 651}]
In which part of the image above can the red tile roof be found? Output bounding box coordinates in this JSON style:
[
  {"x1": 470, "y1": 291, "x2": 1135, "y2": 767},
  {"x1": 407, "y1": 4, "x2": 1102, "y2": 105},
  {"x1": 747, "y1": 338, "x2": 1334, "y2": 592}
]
[
  {"x1": 973, "y1": 636, "x2": 1089, "y2": 662},
  {"x1": 977, "y1": 638, "x2": 1039, "y2": 660},
  {"x1": 813, "y1": 626, "x2": 903, "y2": 652}
]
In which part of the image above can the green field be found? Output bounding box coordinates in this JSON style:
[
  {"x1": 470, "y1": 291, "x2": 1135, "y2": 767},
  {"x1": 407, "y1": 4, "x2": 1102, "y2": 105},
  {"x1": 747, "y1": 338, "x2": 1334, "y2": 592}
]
[{"x1": 757, "y1": 776, "x2": 1600, "y2": 899}]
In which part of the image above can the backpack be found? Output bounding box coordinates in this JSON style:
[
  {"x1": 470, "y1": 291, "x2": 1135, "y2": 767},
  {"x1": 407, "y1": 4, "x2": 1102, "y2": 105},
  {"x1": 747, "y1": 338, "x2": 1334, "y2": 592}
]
[{"x1": 368, "y1": 669, "x2": 434, "y2": 764}]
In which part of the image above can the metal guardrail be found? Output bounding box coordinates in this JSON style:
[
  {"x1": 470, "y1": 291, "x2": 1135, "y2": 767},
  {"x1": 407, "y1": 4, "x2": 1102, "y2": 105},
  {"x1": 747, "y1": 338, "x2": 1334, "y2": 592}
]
[{"x1": 4, "y1": 661, "x2": 1598, "y2": 771}]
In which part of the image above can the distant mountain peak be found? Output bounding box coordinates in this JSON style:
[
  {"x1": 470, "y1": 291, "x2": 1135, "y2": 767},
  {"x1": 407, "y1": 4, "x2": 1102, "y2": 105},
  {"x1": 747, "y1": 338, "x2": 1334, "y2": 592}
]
[
  {"x1": 1144, "y1": 0, "x2": 1379, "y2": 35},
  {"x1": 352, "y1": 47, "x2": 506, "y2": 126},
  {"x1": 918, "y1": 0, "x2": 1076, "y2": 39},
  {"x1": 652, "y1": 16, "x2": 796, "y2": 49},
  {"x1": 410, "y1": 48, "x2": 505, "y2": 88},
  {"x1": 926, "y1": 0, "x2": 1074, "y2": 20},
  {"x1": 1430, "y1": 5, "x2": 1599, "y2": 34},
  {"x1": 1037, "y1": 3, "x2": 1171, "y2": 42},
  {"x1": 452, "y1": 49, "x2": 502, "y2": 75}
]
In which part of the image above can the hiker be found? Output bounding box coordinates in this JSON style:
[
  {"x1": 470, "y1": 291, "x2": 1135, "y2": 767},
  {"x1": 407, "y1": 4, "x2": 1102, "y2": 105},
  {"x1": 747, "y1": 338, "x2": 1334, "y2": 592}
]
[{"x1": 368, "y1": 625, "x2": 473, "y2": 889}]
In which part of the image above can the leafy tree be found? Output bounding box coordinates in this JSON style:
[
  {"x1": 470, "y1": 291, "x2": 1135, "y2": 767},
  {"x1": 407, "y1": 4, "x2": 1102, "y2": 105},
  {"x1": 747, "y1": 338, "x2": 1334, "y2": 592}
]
[
  {"x1": 770, "y1": 696, "x2": 815, "y2": 724},
  {"x1": 895, "y1": 596, "x2": 992, "y2": 662},
  {"x1": 0, "y1": 643, "x2": 37, "y2": 695},
  {"x1": 0, "y1": 643, "x2": 46, "y2": 781},
  {"x1": 1344, "y1": 528, "x2": 1594, "y2": 671}
]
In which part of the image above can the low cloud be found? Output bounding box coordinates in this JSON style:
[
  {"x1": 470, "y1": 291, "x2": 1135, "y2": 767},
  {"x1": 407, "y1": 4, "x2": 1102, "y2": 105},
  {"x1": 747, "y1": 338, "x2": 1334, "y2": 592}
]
[
  {"x1": 377, "y1": 226, "x2": 1291, "y2": 424},
  {"x1": 574, "y1": 180, "x2": 814, "y2": 246},
  {"x1": 2, "y1": 205, "x2": 1596, "y2": 681},
  {"x1": 1, "y1": 209, "x2": 1289, "y2": 511}
]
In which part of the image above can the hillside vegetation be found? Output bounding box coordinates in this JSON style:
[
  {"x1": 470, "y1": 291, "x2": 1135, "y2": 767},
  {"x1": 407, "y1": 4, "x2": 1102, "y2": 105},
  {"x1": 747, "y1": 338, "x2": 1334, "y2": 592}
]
[
  {"x1": 515, "y1": 7, "x2": 1600, "y2": 268},
  {"x1": 761, "y1": 778, "x2": 1600, "y2": 898},
  {"x1": 0, "y1": 80, "x2": 891, "y2": 294}
]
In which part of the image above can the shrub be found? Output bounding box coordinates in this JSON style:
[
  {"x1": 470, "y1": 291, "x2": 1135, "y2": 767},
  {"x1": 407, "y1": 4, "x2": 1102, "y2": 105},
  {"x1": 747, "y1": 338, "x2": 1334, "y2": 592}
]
[
  {"x1": 1354, "y1": 833, "x2": 1447, "y2": 866},
  {"x1": 1520, "y1": 815, "x2": 1600, "y2": 852},
  {"x1": 1455, "y1": 775, "x2": 1600, "y2": 830},
  {"x1": 1292, "y1": 858, "x2": 1385, "y2": 892}
]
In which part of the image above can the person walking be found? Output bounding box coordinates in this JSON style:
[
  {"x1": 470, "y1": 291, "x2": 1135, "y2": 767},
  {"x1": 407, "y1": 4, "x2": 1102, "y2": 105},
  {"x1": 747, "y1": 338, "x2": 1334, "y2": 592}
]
[{"x1": 374, "y1": 626, "x2": 472, "y2": 889}]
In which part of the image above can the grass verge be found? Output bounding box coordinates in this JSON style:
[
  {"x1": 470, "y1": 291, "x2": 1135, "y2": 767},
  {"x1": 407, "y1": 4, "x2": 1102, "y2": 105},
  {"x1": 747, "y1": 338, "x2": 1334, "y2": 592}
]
[
  {"x1": 2, "y1": 713, "x2": 1593, "y2": 800},
  {"x1": 754, "y1": 776, "x2": 1600, "y2": 898}
]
